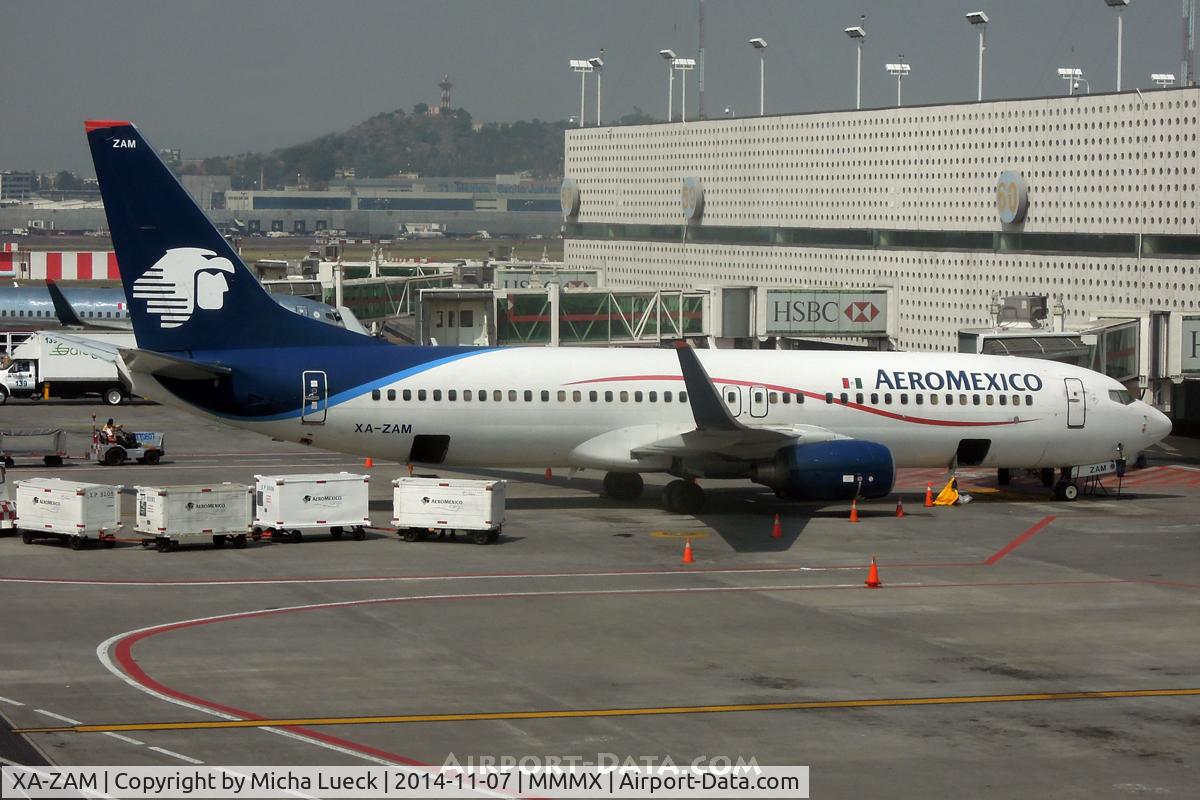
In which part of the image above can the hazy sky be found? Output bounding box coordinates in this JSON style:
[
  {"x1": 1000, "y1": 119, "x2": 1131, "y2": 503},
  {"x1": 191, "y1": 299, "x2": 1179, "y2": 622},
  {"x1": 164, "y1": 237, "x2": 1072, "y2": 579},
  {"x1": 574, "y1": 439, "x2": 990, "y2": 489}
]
[{"x1": 1, "y1": 0, "x2": 1186, "y2": 173}]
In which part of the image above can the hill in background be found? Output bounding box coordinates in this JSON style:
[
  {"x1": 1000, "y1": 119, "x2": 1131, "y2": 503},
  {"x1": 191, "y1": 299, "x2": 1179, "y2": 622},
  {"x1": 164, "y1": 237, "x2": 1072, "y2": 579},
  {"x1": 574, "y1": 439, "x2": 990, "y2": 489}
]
[{"x1": 181, "y1": 105, "x2": 654, "y2": 189}]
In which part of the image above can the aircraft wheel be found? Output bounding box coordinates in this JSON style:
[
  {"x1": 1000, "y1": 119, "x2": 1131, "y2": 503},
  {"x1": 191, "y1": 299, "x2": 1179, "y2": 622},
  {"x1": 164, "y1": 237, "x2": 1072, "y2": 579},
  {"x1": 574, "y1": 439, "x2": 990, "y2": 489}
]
[
  {"x1": 603, "y1": 471, "x2": 644, "y2": 501},
  {"x1": 660, "y1": 479, "x2": 686, "y2": 511},
  {"x1": 673, "y1": 481, "x2": 706, "y2": 515}
]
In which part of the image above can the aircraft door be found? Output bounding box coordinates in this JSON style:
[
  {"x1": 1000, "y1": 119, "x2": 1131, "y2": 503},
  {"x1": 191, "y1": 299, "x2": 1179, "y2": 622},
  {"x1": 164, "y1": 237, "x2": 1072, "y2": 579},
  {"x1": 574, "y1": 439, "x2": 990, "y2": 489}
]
[
  {"x1": 748, "y1": 385, "x2": 769, "y2": 418},
  {"x1": 721, "y1": 385, "x2": 743, "y2": 417},
  {"x1": 301, "y1": 370, "x2": 328, "y2": 424},
  {"x1": 1064, "y1": 377, "x2": 1086, "y2": 429}
]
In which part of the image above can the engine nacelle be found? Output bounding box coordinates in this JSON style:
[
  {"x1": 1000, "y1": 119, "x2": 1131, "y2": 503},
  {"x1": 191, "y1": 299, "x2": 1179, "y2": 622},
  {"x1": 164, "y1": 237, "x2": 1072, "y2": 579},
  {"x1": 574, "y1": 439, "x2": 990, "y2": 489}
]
[{"x1": 751, "y1": 440, "x2": 895, "y2": 501}]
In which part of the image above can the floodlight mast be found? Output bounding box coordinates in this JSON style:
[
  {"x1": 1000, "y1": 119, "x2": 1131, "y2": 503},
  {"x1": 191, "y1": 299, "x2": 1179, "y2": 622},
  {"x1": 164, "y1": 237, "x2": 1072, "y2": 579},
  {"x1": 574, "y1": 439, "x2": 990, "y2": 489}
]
[
  {"x1": 886, "y1": 61, "x2": 911, "y2": 107},
  {"x1": 750, "y1": 37, "x2": 767, "y2": 115},
  {"x1": 570, "y1": 59, "x2": 593, "y2": 127},
  {"x1": 845, "y1": 17, "x2": 866, "y2": 109},
  {"x1": 1058, "y1": 67, "x2": 1086, "y2": 95},
  {"x1": 589, "y1": 53, "x2": 604, "y2": 126},
  {"x1": 673, "y1": 58, "x2": 696, "y2": 122},
  {"x1": 1105, "y1": 0, "x2": 1130, "y2": 91},
  {"x1": 966, "y1": 11, "x2": 989, "y2": 101},
  {"x1": 660, "y1": 49, "x2": 677, "y2": 121}
]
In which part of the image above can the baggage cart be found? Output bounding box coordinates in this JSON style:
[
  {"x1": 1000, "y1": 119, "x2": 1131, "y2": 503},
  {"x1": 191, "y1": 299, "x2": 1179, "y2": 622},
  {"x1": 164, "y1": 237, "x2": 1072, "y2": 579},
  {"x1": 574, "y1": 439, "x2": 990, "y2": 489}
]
[
  {"x1": 0, "y1": 429, "x2": 68, "y2": 467},
  {"x1": 253, "y1": 472, "x2": 370, "y2": 543},
  {"x1": 391, "y1": 477, "x2": 506, "y2": 545},
  {"x1": 15, "y1": 477, "x2": 121, "y2": 549},
  {"x1": 135, "y1": 483, "x2": 254, "y2": 551}
]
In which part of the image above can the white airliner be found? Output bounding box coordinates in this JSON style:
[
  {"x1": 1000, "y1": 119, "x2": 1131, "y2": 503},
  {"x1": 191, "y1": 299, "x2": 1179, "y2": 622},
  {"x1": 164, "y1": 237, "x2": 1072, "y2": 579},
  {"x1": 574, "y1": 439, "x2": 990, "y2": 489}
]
[{"x1": 83, "y1": 120, "x2": 1172, "y2": 512}]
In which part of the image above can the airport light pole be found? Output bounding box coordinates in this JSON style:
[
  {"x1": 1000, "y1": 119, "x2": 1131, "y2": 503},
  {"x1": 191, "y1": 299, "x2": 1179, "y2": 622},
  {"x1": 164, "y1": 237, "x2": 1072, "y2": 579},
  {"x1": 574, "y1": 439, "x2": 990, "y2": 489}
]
[
  {"x1": 845, "y1": 20, "x2": 866, "y2": 109},
  {"x1": 673, "y1": 58, "x2": 696, "y2": 122},
  {"x1": 660, "y1": 49, "x2": 677, "y2": 121},
  {"x1": 749, "y1": 37, "x2": 767, "y2": 115},
  {"x1": 1058, "y1": 67, "x2": 1085, "y2": 95},
  {"x1": 966, "y1": 11, "x2": 989, "y2": 101},
  {"x1": 886, "y1": 61, "x2": 911, "y2": 107},
  {"x1": 1153, "y1": 72, "x2": 1178, "y2": 87},
  {"x1": 569, "y1": 59, "x2": 593, "y2": 127},
  {"x1": 1105, "y1": 0, "x2": 1130, "y2": 91},
  {"x1": 589, "y1": 53, "x2": 604, "y2": 126}
]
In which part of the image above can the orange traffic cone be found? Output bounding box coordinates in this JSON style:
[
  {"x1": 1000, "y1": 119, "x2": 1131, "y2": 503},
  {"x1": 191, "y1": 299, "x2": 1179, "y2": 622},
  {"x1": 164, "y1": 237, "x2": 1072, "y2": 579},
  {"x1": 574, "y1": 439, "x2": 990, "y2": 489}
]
[
  {"x1": 682, "y1": 538, "x2": 695, "y2": 564},
  {"x1": 364, "y1": 457, "x2": 374, "y2": 469},
  {"x1": 771, "y1": 513, "x2": 782, "y2": 539},
  {"x1": 544, "y1": 467, "x2": 553, "y2": 480},
  {"x1": 924, "y1": 483, "x2": 934, "y2": 508},
  {"x1": 849, "y1": 499, "x2": 859, "y2": 523},
  {"x1": 865, "y1": 556, "x2": 882, "y2": 588},
  {"x1": 895, "y1": 497, "x2": 905, "y2": 518}
]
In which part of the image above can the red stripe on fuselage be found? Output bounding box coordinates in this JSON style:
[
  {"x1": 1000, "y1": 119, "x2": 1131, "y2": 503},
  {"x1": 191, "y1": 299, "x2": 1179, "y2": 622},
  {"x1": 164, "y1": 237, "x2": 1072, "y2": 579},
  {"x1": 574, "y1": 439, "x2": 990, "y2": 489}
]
[{"x1": 565, "y1": 374, "x2": 1029, "y2": 428}]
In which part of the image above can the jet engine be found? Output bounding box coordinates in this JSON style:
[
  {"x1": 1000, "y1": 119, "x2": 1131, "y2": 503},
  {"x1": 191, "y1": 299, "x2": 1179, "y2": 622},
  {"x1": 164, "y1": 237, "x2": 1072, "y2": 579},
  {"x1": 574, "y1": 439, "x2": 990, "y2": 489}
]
[{"x1": 751, "y1": 440, "x2": 895, "y2": 500}]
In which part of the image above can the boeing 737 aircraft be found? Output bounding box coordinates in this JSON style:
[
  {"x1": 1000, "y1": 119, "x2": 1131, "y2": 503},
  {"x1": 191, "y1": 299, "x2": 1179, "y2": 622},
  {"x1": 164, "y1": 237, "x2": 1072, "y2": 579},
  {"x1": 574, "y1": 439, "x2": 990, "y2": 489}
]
[
  {"x1": 84, "y1": 120, "x2": 1171, "y2": 513},
  {"x1": 0, "y1": 282, "x2": 358, "y2": 332}
]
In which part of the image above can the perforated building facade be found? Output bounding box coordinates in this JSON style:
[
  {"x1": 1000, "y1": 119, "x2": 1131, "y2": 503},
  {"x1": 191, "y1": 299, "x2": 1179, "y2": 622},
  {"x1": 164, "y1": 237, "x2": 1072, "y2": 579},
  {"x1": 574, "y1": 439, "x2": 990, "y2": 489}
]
[{"x1": 562, "y1": 88, "x2": 1200, "y2": 416}]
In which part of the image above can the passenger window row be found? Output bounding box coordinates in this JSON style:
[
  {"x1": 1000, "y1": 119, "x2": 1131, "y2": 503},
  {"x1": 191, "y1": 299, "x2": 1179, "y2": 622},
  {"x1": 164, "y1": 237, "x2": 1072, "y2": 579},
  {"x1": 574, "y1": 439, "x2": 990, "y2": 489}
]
[
  {"x1": 370, "y1": 387, "x2": 691, "y2": 403},
  {"x1": 823, "y1": 391, "x2": 1034, "y2": 407}
]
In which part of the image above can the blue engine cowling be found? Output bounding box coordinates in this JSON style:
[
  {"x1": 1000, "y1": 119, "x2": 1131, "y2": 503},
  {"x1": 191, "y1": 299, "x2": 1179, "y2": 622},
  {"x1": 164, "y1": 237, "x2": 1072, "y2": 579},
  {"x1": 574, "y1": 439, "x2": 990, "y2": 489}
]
[{"x1": 751, "y1": 440, "x2": 895, "y2": 501}]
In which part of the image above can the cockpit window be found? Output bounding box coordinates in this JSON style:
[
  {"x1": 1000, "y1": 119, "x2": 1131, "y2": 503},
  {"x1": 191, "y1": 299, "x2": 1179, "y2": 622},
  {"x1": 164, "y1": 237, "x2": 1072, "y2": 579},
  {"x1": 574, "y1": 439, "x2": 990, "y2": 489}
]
[{"x1": 1109, "y1": 389, "x2": 1134, "y2": 405}]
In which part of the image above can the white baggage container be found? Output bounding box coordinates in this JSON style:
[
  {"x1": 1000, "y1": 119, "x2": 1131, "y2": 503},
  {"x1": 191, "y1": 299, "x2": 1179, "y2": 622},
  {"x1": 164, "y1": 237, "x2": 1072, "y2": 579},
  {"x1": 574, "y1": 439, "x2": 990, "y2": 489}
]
[
  {"x1": 253, "y1": 472, "x2": 370, "y2": 543},
  {"x1": 391, "y1": 477, "x2": 506, "y2": 545},
  {"x1": 135, "y1": 483, "x2": 253, "y2": 552},
  {"x1": 15, "y1": 477, "x2": 121, "y2": 550}
]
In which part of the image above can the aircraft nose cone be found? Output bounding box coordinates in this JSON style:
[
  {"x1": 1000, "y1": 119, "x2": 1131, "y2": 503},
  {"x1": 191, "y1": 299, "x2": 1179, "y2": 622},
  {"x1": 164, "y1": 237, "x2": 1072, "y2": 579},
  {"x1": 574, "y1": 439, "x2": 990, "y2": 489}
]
[{"x1": 1150, "y1": 407, "x2": 1173, "y2": 442}]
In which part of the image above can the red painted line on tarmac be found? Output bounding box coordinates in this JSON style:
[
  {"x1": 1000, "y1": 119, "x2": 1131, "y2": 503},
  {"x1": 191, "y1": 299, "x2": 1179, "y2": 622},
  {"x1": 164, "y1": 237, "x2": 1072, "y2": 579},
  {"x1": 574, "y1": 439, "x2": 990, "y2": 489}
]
[
  {"x1": 985, "y1": 516, "x2": 1055, "y2": 565},
  {"x1": 112, "y1": 615, "x2": 429, "y2": 767}
]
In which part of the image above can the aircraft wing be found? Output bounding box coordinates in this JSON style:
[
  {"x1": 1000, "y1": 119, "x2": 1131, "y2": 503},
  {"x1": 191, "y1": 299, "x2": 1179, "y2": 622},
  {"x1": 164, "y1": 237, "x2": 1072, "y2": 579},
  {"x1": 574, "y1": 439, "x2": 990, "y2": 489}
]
[
  {"x1": 629, "y1": 342, "x2": 845, "y2": 460},
  {"x1": 45, "y1": 332, "x2": 123, "y2": 362},
  {"x1": 630, "y1": 423, "x2": 845, "y2": 461}
]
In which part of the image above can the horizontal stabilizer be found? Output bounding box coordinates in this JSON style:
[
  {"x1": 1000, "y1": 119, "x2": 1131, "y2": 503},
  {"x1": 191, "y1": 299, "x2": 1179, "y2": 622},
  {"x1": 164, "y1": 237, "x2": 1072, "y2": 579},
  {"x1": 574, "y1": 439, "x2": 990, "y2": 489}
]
[{"x1": 119, "y1": 348, "x2": 231, "y2": 380}]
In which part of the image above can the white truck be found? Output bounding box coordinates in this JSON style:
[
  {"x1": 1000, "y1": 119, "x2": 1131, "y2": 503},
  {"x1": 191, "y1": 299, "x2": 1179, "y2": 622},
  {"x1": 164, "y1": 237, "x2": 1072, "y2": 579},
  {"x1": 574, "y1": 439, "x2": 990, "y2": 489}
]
[
  {"x1": 136, "y1": 483, "x2": 254, "y2": 551},
  {"x1": 391, "y1": 477, "x2": 506, "y2": 545},
  {"x1": 14, "y1": 477, "x2": 122, "y2": 549},
  {"x1": 0, "y1": 332, "x2": 134, "y2": 405},
  {"x1": 252, "y1": 472, "x2": 370, "y2": 543}
]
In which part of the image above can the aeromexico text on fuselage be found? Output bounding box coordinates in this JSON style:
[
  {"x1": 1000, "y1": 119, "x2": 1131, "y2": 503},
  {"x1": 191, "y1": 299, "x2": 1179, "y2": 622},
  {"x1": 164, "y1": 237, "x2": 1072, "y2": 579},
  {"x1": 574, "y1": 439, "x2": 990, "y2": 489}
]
[{"x1": 861, "y1": 369, "x2": 1046, "y2": 393}]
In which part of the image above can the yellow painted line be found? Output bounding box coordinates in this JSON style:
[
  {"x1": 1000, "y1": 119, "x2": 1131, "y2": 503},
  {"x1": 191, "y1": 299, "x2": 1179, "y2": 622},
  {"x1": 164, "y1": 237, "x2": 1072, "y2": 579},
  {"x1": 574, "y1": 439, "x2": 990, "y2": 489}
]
[
  {"x1": 16, "y1": 687, "x2": 1200, "y2": 735},
  {"x1": 649, "y1": 530, "x2": 710, "y2": 539}
]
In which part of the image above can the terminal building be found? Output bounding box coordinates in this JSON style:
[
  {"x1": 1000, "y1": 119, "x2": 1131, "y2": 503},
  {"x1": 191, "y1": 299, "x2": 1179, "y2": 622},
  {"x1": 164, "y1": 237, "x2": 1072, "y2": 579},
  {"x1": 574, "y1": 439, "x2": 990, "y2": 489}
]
[{"x1": 562, "y1": 86, "x2": 1200, "y2": 427}]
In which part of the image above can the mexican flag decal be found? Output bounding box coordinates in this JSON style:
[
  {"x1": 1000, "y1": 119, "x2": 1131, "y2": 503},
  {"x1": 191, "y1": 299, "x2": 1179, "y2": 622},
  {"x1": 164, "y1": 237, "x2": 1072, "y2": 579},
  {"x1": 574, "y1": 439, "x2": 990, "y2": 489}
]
[{"x1": 841, "y1": 377, "x2": 863, "y2": 389}]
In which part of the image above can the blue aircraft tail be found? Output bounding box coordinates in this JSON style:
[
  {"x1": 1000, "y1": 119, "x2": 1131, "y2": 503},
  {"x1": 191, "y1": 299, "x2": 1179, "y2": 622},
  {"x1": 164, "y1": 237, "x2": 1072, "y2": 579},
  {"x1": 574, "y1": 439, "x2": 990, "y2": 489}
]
[{"x1": 85, "y1": 120, "x2": 375, "y2": 353}]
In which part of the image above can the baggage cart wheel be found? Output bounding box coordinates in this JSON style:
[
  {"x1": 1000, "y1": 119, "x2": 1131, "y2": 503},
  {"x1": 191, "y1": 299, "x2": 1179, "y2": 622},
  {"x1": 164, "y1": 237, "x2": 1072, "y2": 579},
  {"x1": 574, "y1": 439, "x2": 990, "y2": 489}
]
[
  {"x1": 352, "y1": 526, "x2": 366, "y2": 541},
  {"x1": 20, "y1": 531, "x2": 33, "y2": 545},
  {"x1": 402, "y1": 528, "x2": 419, "y2": 542},
  {"x1": 233, "y1": 534, "x2": 247, "y2": 549},
  {"x1": 70, "y1": 536, "x2": 85, "y2": 551},
  {"x1": 141, "y1": 539, "x2": 153, "y2": 548},
  {"x1": 472, "y1": 531, "x2": 490, "y2": 545},
  {"x1": 330, "y1": 526, "x2": 343, "y2": 539},
  {"x1": 487, "y1": 531, "x2": 500, "y2": 543},
  {"x1": 212, "y1": 535, "x2": 226, "y2": 548},
  {"x1": 156, "y1": 538, "x2": 170, "y2": 552},
  {"x1": 290, "y1": 530, "x2": 302, "y2": 543},
  {"x1": 43, "y1": 455, "x2": 63, "y2": 467},
  {"x1": 103, "y1": 538, "x2": 115, "y2": 549},
  {"x1": 251, "y1": 527, "x2": 263, "y2": 541},
  {"x1": 169, "y1": 540, "x2": 179, "y2": 552},
  {"x1": 3, "y1": 457, "x2": 13, "y2": 468}
]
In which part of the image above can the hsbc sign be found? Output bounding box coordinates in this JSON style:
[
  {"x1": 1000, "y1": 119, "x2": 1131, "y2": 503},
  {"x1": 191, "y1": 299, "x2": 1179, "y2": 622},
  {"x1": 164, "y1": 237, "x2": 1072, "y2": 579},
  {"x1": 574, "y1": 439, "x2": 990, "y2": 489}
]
[{"x1": 762, "y1": 289, "x2": 890, "y2": 337}]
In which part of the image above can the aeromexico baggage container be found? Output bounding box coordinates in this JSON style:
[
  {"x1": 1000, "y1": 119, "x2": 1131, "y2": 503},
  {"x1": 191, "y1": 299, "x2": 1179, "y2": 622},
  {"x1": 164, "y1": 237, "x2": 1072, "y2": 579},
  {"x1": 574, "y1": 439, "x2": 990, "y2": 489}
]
[
  {"x1": 135, "y1": 483, "x2": 253, "y2": 551},
  {"x1": 391, "y1": 477, "x2": 506, "y2": 545},
  {"x1": 15, "y1": 477, "x2": 121, "y2": 549},
  {"x1": 253, "y1": 472, "x2": 370, "y2": 543}
]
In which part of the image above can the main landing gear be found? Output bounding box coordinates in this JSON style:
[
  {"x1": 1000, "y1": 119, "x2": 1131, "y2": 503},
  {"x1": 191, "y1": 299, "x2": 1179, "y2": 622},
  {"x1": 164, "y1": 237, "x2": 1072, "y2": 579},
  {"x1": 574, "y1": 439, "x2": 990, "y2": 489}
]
[
  {"x1": 603, "y1": 472, "x2": 644, "y2": 501},
  {"x1": 660, "y1": 479, "x2": 705, "y2": 515}
]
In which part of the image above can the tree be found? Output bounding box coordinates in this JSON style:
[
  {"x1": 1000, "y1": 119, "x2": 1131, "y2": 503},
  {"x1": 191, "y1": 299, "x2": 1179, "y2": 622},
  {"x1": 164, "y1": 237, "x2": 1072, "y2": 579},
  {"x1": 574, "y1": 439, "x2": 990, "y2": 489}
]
[{"x1": 54, "y1": 170, "x2": 83, "y2": 190}]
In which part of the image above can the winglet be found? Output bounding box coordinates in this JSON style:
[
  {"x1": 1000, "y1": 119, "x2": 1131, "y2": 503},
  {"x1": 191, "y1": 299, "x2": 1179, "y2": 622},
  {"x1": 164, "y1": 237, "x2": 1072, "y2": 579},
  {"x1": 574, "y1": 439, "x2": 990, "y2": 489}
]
[
  {"x1": 45, "y1": 280, "x2": 85, "y2": 327},
  {"x1": 674, "y1": 340, "x2": 744, "y2": 432}
]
